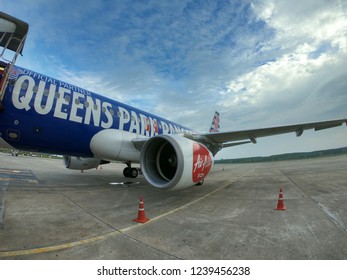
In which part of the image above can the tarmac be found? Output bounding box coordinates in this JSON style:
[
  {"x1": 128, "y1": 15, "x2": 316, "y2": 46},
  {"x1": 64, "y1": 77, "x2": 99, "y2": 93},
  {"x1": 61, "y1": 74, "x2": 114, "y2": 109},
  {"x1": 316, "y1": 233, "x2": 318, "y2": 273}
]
[{"x1": 0, "y1": 152, "x2": 347, "y2": 259}]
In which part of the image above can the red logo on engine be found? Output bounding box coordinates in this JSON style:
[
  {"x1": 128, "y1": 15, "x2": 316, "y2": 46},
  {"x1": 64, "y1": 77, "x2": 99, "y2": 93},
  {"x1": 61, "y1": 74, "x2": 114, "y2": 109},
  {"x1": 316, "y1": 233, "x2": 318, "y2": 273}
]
[{"x1": 192, "y1": 143, "x2": 213, "y2": 183}]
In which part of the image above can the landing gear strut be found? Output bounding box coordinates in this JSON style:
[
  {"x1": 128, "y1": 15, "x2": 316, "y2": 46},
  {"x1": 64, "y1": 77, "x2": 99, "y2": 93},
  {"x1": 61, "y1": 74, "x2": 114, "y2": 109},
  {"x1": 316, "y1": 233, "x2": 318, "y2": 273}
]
[
  {"x1": 195, "y1": 179, "x2": 204, "y2": 186},
  {"x1": 123, "y1": 163, "x2": 139, "y2": 178}
]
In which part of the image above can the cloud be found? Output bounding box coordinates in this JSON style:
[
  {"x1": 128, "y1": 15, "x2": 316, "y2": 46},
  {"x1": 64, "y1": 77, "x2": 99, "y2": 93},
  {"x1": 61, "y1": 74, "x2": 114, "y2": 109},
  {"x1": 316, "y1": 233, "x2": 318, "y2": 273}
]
[
  {"x1": 217, "y1": 0, "x2": 347, "y2": 128},
  {"x1": 2, "y1": 0, "x2": 347, "y2": 159}
]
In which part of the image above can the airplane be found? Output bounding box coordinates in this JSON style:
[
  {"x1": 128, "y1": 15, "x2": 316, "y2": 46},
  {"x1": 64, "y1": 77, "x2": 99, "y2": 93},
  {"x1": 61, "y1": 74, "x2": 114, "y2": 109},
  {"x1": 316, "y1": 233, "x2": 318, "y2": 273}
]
[{"x1": 0, "y1": 11, "x2": 346, "y2": 190}]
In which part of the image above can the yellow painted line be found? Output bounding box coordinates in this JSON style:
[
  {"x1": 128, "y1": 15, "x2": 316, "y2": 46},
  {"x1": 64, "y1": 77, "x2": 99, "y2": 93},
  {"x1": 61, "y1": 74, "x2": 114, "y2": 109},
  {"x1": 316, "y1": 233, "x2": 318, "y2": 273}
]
[
  {"x1": 27, "y1": 180, "x2": 39, "y2": 184},
  {"x1": 121, "y1": 174, "x2": 246, "y2": 232},
  {"x1": 0, "y1": 169, "x2": 23, "y2": 174},
  {"x1": 0, "y1": 178, "x2": 38, "y2": 183},
  {"x1": 0, "y1": 170, "x2": 253, "y2": 258},
  {"x1": 0, "y1": 178, "x2": 17, "y2": 181},
  {"x1": 0, "y1": 231, "x2": 119, "y2": 257}
]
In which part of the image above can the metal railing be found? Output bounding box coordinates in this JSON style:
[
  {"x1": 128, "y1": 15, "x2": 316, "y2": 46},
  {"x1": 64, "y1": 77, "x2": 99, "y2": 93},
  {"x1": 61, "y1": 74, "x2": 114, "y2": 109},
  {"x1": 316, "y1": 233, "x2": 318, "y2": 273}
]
[{"x1": 0, "y1": 32, "x2": 27, "y2": 104}]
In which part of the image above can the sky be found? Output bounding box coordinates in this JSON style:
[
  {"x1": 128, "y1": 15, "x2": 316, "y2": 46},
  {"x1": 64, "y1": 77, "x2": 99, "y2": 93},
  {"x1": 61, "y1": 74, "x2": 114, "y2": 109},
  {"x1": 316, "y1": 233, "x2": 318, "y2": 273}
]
[{"x1": 2, "y1": 0, "x2": 347, "y2": 159}]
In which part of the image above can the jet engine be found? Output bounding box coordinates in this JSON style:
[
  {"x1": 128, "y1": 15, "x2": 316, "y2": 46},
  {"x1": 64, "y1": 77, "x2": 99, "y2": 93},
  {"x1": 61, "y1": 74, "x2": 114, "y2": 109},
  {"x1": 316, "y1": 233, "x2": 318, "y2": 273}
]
[
  {"x1": 140, "y1": 134, "x2": 214, "y2": 190},
  {"x1": 63, "y1": 156, "x2": 109, "y2": 170}
]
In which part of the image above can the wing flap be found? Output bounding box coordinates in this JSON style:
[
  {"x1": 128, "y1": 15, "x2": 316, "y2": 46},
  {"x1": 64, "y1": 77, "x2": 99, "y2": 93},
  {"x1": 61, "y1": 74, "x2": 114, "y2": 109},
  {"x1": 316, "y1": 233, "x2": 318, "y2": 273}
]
[
  {"x1": 223, "y1": 141, "x2": 252, "y2": 148},
  {"x1": 314, "y1": 121, "x2": 345, "y2": 131}
]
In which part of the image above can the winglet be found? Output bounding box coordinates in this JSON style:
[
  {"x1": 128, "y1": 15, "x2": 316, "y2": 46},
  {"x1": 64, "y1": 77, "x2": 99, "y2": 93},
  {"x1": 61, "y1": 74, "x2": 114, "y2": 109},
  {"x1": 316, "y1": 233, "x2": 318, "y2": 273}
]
[{"x1": 209, "y1": 111, "x2": 220, "y2": 132}]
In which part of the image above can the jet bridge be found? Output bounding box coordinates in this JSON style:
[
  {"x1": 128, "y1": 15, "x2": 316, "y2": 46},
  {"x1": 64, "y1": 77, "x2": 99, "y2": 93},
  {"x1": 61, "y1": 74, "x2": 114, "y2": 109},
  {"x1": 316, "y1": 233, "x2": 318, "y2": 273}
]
[{"x1": 0, "y1": 11, "x2": 29, "y2": 111}]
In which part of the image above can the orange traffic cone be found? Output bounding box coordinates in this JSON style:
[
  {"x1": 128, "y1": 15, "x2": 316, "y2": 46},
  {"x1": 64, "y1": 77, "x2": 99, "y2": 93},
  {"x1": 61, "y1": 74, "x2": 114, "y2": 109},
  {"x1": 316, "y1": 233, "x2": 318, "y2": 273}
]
[
  {"x1": 133, "y1": 196, "x2": 150, "y2": 223},
  {"x1": 275, "y1": 187, "x2": 286, "y2": 210}
]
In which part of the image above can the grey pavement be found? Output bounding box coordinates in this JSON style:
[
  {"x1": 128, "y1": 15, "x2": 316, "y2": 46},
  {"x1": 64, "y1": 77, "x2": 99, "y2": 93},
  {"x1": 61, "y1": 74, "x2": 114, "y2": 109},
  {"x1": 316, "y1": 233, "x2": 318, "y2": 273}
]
[{"x1": 0, "y1": 152, "x2": 347, "y2": 259}]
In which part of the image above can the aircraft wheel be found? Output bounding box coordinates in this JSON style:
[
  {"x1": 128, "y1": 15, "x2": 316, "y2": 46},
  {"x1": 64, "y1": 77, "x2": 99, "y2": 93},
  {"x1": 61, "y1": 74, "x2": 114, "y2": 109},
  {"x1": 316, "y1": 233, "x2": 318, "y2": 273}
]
[
  {"x1": 123, "y1": 167, "x2": 131, "y2": 177},
  {"x1": 130, "y1": 168, "x2": 139, "y2": 178},
  {"x1": 196, "y1": 179, "x2": 204, "y2": 186}
]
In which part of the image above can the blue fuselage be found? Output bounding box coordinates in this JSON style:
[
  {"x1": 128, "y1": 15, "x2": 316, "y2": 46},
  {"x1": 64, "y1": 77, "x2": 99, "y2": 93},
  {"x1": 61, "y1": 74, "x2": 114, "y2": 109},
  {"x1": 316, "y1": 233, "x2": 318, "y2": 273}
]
[{"x1": 0, "y1": 65, "x2": 192, "y2": 157}]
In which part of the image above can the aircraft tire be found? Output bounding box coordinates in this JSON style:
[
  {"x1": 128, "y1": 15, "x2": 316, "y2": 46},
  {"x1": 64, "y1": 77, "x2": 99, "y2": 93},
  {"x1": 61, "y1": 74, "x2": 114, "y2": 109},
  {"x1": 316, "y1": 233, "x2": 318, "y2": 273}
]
[
  {"x1": 196, "y1": 179, "x2": 204, "y2": 186},
  {"x1": 130, "y1": 168, "x2": 139, "y2": 178},
  {"x1": 123, "y1": 167, "x2": 131, "y2": 177}
]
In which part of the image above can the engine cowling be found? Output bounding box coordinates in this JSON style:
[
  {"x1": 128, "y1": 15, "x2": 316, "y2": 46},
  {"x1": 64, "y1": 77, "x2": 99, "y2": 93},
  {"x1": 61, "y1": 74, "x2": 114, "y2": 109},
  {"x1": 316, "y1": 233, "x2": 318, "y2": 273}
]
[
  {"x1": 140, "y1": 134, "x2": 214, "y2": 190},
  {"x1": 63, "y1": 156, "x2": 108, "y2": 170}
]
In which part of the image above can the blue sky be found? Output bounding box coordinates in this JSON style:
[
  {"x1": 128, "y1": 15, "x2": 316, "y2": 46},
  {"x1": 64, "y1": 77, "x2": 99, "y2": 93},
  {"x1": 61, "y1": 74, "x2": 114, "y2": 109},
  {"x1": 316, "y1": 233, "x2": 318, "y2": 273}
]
[{"x1": 2, "y1": 0, "x2": 347, "y2": 159}]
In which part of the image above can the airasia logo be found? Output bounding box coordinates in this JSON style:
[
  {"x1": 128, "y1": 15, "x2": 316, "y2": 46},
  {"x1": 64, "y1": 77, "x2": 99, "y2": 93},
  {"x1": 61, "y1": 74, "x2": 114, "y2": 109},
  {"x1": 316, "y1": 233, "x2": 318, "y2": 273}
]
[{"x1": 192, "y1": 143, "x2": 213, "y2": 183}]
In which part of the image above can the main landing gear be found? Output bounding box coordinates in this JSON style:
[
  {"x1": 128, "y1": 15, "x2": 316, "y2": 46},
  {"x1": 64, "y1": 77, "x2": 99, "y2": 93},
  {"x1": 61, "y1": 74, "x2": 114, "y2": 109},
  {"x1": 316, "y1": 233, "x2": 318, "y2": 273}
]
[
  {"x1": 123, "y1": 163, "x2": 140, "y2": 178},
  {"x1": 196, "y1": 179, "x2": 204, "y2": 186}
]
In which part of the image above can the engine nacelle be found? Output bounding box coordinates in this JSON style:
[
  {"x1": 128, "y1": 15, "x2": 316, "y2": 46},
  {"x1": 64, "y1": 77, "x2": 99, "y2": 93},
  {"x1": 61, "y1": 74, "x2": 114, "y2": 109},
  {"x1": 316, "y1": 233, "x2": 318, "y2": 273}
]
[
  {"x1": 63, "y1": 156, "x2": 108, "y2": 170},
  {"x1": 140, "y1": 134, "x2": 214, "y2": 190}
]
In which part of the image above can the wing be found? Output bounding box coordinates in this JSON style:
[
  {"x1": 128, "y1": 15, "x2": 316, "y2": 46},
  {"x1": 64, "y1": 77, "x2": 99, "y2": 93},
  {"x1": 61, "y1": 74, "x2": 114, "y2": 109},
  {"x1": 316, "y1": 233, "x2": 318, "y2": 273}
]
[{"x1": 186, "y1": 119, "x2": 347, "y2": 156}]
